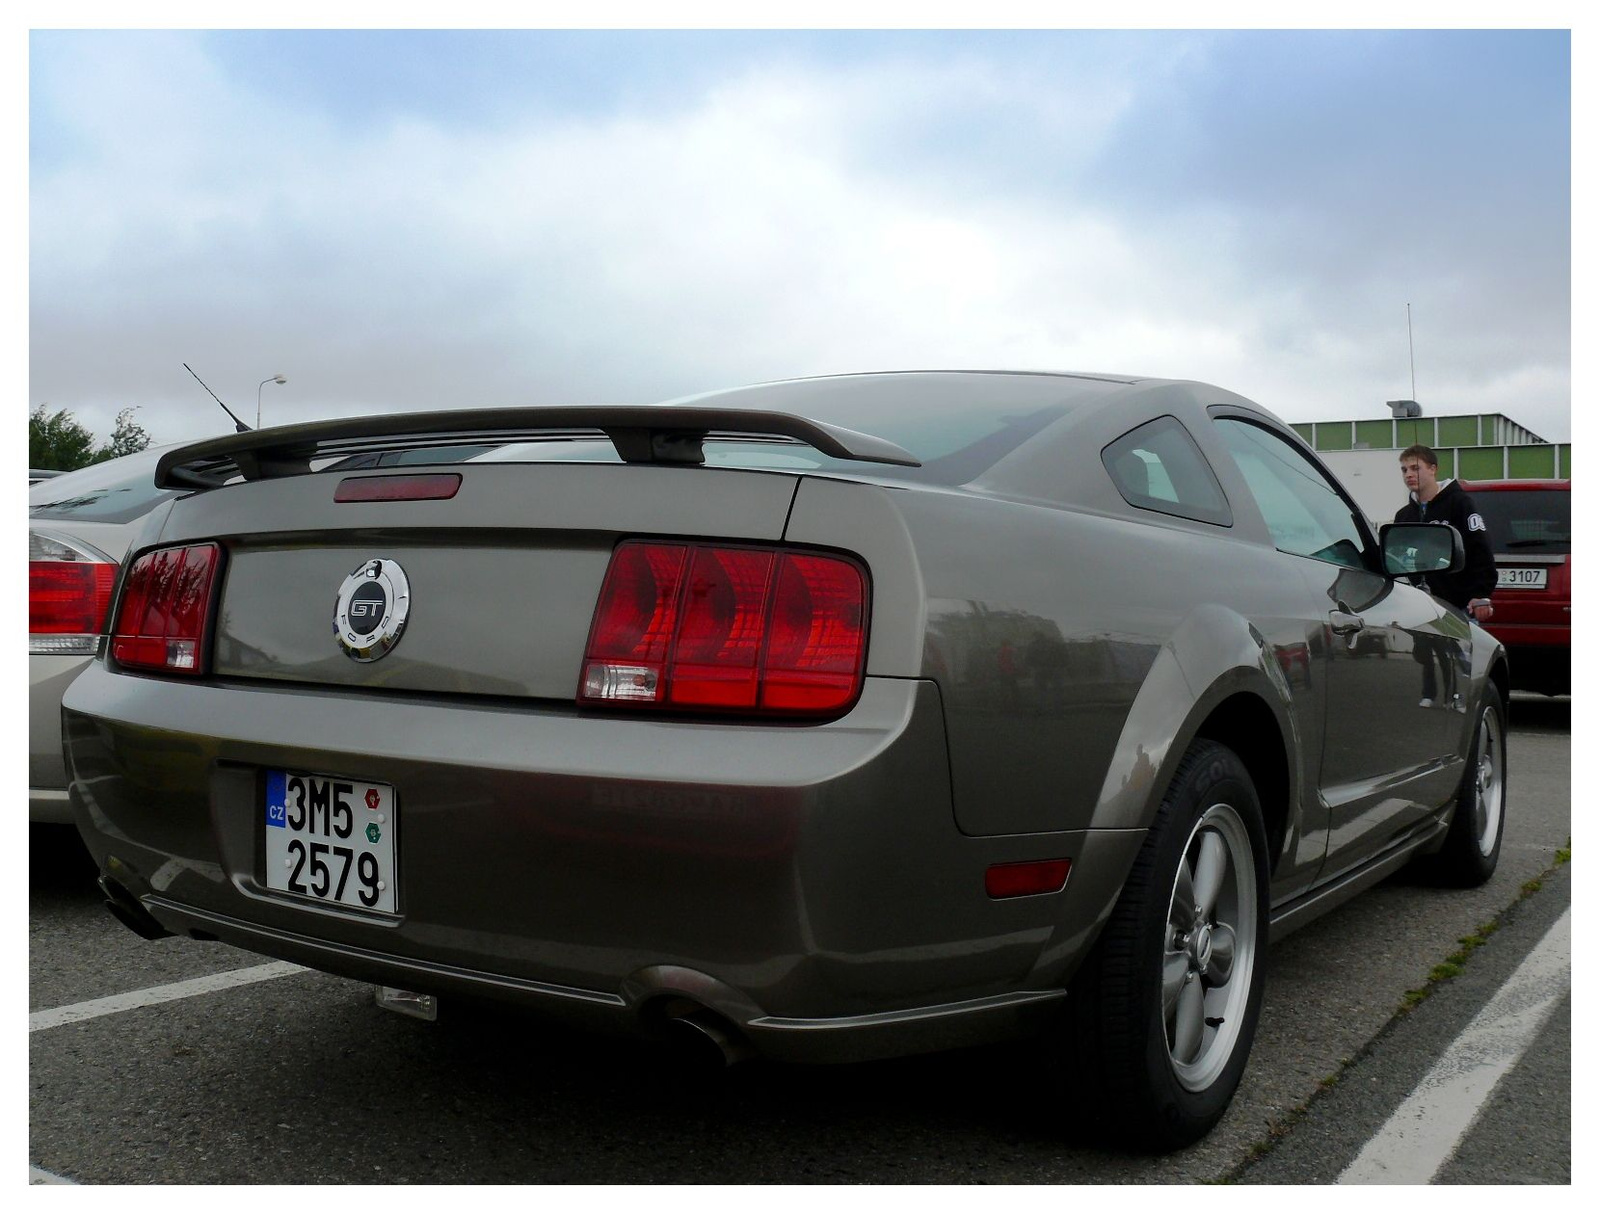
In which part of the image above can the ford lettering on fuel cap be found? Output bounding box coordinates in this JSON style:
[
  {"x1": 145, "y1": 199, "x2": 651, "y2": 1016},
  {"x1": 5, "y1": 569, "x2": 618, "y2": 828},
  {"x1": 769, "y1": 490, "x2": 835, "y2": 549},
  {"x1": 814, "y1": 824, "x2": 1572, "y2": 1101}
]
[{"x1": 333, "y1": 557, "x2": 411, "y2": 662}]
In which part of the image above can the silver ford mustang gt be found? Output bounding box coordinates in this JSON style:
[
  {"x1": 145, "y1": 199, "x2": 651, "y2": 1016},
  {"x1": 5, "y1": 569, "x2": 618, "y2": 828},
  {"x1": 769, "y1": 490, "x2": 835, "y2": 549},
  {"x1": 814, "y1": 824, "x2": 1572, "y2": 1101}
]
[{"x1": 61, "y1": 370, "x2": 1507, "y2": 1148}]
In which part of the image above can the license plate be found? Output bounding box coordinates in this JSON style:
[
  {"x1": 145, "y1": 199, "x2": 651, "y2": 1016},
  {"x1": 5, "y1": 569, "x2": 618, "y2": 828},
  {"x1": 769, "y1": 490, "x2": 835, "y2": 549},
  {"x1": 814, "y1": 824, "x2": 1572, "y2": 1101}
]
[
  {"x1": 1497, "y1": 567, "x2": 1548, "y2": 589},
  {"x1": 265, "y1": 771, "x2": 397, "y2": 913}
]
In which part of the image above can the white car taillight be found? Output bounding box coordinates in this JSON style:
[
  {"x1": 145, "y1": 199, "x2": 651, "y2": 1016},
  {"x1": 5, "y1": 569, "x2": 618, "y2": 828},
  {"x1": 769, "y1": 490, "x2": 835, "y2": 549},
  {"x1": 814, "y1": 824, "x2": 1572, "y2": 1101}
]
[{"x1": 29, "y1": 531, "x2": 118, "y2": 656}]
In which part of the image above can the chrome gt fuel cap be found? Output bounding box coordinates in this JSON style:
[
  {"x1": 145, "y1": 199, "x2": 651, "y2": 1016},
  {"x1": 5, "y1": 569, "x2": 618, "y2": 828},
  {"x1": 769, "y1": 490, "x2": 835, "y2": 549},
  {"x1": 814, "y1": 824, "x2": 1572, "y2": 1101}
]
[{"x1": 334, "y1": 557, "x2": 411, "y2": 662}]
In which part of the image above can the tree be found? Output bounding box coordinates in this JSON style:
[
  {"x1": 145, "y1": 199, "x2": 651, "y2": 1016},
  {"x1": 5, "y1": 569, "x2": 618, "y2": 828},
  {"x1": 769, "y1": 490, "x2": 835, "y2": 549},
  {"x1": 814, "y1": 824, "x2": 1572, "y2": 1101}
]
[
  {"x1": 29, "y1": 404, "x2": 97, "y2": 472},
  {"x1": 93, "y1": 407, "x2": 152, "y2": 463},
  {"x1": 28, "y1": 403, "x2": 154, "y2": 471}
]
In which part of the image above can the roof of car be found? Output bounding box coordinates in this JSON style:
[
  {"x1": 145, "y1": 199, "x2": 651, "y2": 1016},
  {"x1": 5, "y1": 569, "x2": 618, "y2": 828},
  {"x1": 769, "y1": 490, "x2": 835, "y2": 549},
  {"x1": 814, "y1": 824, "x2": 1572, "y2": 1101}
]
[{"x1": 665, "y1": 369, "x2": 1151, "y2": 407}]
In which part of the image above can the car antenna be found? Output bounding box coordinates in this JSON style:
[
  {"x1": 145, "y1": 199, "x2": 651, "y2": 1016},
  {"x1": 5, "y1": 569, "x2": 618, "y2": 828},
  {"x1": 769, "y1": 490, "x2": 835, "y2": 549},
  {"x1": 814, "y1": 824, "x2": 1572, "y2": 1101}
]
[{"x1": 183, "y1": 363, "x2": 252, "y2": 432}]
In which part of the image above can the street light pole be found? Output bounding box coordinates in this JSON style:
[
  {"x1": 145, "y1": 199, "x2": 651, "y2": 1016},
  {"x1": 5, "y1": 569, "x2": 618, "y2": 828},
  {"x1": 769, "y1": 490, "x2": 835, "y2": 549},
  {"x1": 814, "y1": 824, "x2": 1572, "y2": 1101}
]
[{"x1": 257, "y1": 374, "x2": 287, "y2": 429}]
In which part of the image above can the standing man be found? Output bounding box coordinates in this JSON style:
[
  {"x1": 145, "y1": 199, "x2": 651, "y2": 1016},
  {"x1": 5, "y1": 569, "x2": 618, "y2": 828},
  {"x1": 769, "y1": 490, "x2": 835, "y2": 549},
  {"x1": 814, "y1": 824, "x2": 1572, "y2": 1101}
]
[{"x1": 1394, "y1": 444, "x2": 1496, "y2": 623}]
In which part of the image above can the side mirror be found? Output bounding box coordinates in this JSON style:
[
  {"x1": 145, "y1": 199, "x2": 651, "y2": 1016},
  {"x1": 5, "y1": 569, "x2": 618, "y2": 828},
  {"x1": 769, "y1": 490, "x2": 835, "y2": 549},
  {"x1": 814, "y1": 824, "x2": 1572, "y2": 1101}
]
[{"x1": 1379, "y1": 522, "x2": 1464, "y2": 578}]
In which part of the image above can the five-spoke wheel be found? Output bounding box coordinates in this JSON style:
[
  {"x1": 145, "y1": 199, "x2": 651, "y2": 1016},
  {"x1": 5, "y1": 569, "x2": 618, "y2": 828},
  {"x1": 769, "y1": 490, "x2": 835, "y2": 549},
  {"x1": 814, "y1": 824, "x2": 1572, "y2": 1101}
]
[
  {"x1": 1470, "y1": 704, "x2": 1505, "y2": 858},
  {"x1": 1163, "y1": 803, "x2": 1258, "y2": 1093},
  {"x1": 1063, "y1": 740, "x2": 1269, "y2": 1150}
]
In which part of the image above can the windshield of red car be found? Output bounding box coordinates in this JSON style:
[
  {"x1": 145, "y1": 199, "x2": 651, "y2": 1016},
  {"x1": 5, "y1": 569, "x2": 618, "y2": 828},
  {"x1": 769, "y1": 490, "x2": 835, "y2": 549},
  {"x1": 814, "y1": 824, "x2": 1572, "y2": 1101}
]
[{"x1": 1472, "y1": 490, "x2": 1570, "y2": 553}]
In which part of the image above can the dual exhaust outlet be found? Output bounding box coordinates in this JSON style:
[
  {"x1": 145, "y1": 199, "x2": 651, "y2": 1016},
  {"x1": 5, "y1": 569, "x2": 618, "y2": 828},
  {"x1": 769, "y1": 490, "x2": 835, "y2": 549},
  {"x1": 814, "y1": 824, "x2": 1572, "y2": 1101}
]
[
  {"x1": 99, "y1": 877, "x2": 755, "y2": 1068},
  {"x1": 373, "y1": 986, "x2": 754, "y2": 1068}
]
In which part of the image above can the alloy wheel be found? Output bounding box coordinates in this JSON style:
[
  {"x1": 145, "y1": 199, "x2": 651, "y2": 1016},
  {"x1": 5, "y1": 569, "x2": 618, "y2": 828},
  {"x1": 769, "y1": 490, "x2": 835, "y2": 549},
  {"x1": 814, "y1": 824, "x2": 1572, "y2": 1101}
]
[
  {"x1": 1472, "y1": 705, "x2": 1506, "y2": 858},
  {"x1": 1163, "y1": 802, "x2": 1259, "y2": 1092}
]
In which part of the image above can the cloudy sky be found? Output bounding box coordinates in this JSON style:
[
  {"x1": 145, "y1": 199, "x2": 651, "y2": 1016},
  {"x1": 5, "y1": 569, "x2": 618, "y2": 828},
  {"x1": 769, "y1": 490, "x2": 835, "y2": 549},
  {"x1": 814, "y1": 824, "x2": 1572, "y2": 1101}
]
[{"x1": 28, "y1": 27, "x2": 1572, "y2": 449}]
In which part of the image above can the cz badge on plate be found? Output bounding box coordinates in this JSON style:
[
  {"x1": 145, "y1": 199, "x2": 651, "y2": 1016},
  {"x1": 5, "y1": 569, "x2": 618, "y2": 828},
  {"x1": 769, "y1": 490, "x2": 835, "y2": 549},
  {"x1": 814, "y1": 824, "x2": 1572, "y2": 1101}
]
[{"x1": 265, "y1": 771, "x2": 397, "y2": 913}]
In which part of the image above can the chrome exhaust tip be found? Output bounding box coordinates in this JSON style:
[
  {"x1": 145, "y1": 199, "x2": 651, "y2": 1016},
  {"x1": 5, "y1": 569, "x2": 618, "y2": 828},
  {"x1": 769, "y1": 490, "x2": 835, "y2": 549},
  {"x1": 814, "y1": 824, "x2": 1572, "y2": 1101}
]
[{"x1": 662, "y1": 1003, "x2": 756, "y2": 1067}]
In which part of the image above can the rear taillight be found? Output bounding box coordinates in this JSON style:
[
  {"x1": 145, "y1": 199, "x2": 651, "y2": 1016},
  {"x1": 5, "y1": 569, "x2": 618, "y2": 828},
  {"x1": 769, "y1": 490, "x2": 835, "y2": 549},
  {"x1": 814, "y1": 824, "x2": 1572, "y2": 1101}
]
[
  {"x1": 580, "y1": 540, "x2": 868, "y2": 716},
  {"x1": 110, "y1": 543, "x2": 222, "y2": 676},
  {"x1": 30, "y1": 532, "x2": 118, "y2": 655}
]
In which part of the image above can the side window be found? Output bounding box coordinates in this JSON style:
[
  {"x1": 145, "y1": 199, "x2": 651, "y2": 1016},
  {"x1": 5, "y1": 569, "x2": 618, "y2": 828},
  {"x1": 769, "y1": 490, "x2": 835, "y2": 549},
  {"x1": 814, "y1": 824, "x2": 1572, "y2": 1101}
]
[
  {"x1": 1213, "y1": 418, "x2": 1369, "y2": 569},
  {"x1": 1101, "y1": 416, "x2": 1232, "y2": 526}
]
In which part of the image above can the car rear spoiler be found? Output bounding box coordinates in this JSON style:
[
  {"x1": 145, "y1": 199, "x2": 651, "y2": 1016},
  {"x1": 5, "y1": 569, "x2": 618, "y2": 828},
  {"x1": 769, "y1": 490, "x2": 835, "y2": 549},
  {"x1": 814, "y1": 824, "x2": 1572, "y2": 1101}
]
[{"x1": 154, "y1": 405, "x2": 922, "y2": 489}]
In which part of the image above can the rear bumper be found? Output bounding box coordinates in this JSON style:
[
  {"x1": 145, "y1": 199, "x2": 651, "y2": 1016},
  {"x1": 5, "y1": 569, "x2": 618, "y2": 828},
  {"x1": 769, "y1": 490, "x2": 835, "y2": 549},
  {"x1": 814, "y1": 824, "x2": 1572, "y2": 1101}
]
[
  {"x1": 30, "y1": 787, "x2": 74, "y2": 824},
  {"x1": 63, "y1": 663, "x2": 1141, "y2": 1061},
  {"x1": 118, "y1": 893, "x2": 1068, "y2": 1062}
]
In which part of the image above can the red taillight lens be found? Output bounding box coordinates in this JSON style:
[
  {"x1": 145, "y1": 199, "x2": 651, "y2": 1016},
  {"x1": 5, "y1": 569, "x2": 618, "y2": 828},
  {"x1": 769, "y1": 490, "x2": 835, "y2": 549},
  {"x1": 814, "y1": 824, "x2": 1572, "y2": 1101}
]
[
  {"x1": 762, "y1": 553, "x2": 868, "y2": 712},
  {"x1": 580, "y1": 541, "x2": 868, "y2": 717},
  {"x1": 29, "y1": 532, "x2": 118, "y2": 655},
  {"x1": 30, "y1": 561, "x2": 117, "y2": 635},
  {"x1": 110, "y1": 543, "x2": 222, "y2": 676},
  {"x1": 671, "y1": 547, "x2": 776, "y2": 708},
  {"x1": 581, "y1": 543, "x2": 689, "y2": 703},
  {"x1": 30, "y1": 561, "x2": 118, "y2": 634}
]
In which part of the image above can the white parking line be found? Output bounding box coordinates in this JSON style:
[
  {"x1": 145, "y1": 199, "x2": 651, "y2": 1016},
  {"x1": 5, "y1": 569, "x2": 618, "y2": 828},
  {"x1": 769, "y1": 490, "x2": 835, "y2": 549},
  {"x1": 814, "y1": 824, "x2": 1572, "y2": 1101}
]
[
  {"x1": 1338, "y1": 907, "x2": 1571, "y2": 1184},
  {"x1": 29, "y1": 1166, "x2": 75, "y2": 1184},
  {"x1": 29, "y1": 961, "x2": 308, "y2": 1032}
]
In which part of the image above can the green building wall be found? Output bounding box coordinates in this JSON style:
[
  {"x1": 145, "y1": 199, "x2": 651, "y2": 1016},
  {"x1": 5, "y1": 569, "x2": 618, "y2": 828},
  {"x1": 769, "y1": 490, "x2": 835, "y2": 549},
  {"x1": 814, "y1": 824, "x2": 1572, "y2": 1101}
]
[{"x1": 1295, "y1": 411, "x2": 1568, "y2": 483}]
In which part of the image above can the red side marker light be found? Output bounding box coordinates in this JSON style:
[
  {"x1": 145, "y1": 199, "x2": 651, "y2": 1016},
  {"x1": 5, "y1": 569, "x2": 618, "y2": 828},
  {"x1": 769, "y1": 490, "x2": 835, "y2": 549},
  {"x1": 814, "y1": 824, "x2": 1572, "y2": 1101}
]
[{"x1": 985, "y1": 859, "x2": 1071, "y2": 898}]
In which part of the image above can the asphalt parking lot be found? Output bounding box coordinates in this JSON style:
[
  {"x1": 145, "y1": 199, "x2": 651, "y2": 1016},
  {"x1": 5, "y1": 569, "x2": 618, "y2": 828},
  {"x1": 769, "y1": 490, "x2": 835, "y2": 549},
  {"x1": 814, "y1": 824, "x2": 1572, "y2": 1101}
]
[{"x1": 29, "y1": 695, "x2": 1570, "y2": 1184}]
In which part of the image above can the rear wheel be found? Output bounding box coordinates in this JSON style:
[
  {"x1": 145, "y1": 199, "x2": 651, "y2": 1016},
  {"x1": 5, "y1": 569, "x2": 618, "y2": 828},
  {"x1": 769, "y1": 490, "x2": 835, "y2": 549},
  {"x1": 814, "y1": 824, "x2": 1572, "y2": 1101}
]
[
  {"x1": 1422, "y1": 690, "x2": 1507, "y2": 887},
  {"x1": 1062, "y1": 740, "x2": 1269, "y2": 1150}
]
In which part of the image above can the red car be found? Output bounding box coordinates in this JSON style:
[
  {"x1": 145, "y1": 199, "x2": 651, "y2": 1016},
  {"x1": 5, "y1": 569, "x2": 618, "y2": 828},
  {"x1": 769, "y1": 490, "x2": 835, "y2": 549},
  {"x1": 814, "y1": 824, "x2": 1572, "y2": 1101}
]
[{"x1": 1461, "y1": 479, "x2": 1570, "y2": 696}]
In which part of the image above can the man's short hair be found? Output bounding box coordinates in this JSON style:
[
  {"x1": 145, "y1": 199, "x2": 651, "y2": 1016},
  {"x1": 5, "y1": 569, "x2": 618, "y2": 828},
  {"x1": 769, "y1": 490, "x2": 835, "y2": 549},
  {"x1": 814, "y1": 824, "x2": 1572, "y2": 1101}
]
[{"x1": 1399, "y1": 444, "x2": 1439, "y2": 468}]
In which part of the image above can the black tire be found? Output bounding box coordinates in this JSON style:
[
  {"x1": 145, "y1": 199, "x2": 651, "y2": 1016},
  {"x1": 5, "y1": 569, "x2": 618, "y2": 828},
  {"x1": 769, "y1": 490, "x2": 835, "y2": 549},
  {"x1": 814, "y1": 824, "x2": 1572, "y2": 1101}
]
[
  {"x1": 1422, "y1": 689, "x2": 1508, "y2": 887},
  {"x1": 1062, "y1": 740, "x2": 1270, "y2": 1151}
]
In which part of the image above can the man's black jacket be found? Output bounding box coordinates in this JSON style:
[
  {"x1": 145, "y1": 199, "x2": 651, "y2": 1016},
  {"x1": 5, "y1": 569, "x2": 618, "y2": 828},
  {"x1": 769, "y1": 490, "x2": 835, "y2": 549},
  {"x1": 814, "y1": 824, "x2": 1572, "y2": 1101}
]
[{"x1": 1393, "y1": 479, "x2": 1497, "y2": 609}]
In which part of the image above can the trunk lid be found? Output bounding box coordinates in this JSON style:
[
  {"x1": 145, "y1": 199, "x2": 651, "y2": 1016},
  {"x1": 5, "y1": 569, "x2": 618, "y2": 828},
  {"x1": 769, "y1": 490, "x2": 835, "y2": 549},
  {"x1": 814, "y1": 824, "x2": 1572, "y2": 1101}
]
[{"x1": 163, "y1": 461, "x2": 802, "y2": 700}]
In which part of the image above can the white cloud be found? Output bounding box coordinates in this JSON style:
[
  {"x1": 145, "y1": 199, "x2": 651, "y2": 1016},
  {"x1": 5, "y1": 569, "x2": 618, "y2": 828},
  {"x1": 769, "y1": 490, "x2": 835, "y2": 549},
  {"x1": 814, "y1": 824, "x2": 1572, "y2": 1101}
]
[{"x1": 29, "y1": 33, "x2": 1571, "y2": 453}]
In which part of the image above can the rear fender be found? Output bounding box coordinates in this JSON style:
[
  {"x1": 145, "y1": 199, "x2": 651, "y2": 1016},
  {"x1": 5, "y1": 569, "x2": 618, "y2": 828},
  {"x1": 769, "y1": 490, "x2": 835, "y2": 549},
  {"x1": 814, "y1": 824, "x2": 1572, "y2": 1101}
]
[
  {"x1": 1030, "y1": 607, "x2": 1302, "y2": 991},
  {"x1": 1092, "y1": 604, "x2": 1301, "y2": 837},
  {"x1": 1465, "y1": 630, "x2": 1510, "y2": 729}
]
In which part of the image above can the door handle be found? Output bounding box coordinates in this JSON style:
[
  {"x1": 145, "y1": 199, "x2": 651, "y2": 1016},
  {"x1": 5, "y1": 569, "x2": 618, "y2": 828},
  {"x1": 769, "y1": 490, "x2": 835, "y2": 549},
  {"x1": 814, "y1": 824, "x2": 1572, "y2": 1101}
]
[{"x1": 1329, "y1": 610, "x2": 1364, "y2": 636}]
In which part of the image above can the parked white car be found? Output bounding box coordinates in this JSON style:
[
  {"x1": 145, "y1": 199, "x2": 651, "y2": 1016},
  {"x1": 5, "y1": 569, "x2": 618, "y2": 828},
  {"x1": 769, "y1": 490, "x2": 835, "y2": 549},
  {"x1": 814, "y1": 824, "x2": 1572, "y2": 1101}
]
[{"x1": 29, "y1": 447, "x2": 182, "y2": 820}]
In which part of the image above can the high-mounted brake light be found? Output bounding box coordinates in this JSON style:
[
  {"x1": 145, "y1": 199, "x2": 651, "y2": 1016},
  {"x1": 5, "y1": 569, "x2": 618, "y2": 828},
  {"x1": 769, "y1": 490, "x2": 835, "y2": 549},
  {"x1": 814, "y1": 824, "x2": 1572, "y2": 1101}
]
[
  {"x1": 29, "y1": 531, "x2": 118, "y2": 655},
  {"x1": 335, "y1": 473, "x2": 462, "y2": 503},
  {"x1": 580, "y1": 540, "x2": 868, "y2": 716},
  {"x1": 111, "y1": 543, "x2": 222, "y2": 675}
]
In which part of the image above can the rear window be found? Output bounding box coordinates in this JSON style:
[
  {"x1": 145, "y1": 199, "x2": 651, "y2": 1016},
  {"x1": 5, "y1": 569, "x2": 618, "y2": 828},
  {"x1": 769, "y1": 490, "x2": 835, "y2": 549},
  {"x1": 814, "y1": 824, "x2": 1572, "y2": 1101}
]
[
  {"x1": 468, "y1": 404, "x2": 1075, "y2": 486},
  {"x1": 326, "y1": 443, "x2": 499, "y2": 470},
  {"x1": 466, "y1": 376, "x2": 1120, "y2": 485},
  {"x1": 1470, "y1": 489, "x2": 1571, "y2": 554},
  {"x1": 28, "y1": 448, "x2": 180, "y2": 524}
]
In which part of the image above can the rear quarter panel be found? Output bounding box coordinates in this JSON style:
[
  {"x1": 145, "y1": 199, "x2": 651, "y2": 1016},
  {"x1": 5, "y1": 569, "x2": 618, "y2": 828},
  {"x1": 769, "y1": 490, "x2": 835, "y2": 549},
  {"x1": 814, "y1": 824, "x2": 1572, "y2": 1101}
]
[
  {"x1": 846, "y1": 382, "x2": 1331, "y2": 902},
  {"x1": 898, "y1": 489, "x2": 1320, "y2": 845}
]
